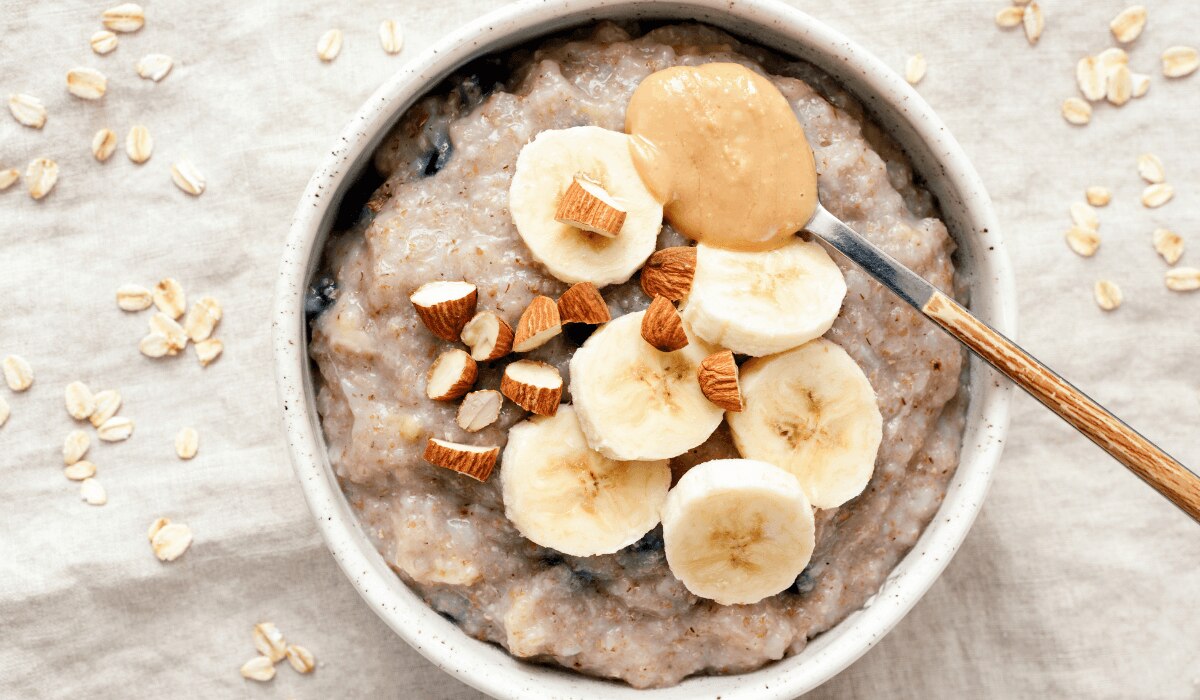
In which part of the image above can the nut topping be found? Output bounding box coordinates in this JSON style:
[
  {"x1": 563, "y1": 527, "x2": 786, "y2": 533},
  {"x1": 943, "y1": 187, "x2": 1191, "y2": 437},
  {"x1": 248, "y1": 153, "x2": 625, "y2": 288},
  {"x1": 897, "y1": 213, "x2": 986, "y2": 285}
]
[
  {"x1": 697, "y1": 350, "x2": 743, "y2": 412},
  {"x1": 460, "y1": 311, "x2": 513, "y2": 361},
  {"x1": 425, "y1": 349, "x2": 478, "y2": 401},
  {"x1": 456, "y1": 390, "x2": 503, "y2": 432},
  {"x1": 422, "y1": 438, "x2": 500, "y2": 481},
  {"x1": 554, "y1": 177, "x2": 627, "y2": 238},
  {"x1": 556, "y1": 282, "x2": 611, "y2": 325},
  {"x1": 641, "y1": 296, "x2": 689, "y2": 352},
  {"x1": 500, "y1": 360, "x2": 562, "y2": 416},
  {"x1": 513, "y1": 295, "x2": 562, "y2": 352},
  {"x1": 639, "y1": 246, "x2": 696, "y2": 301},
  {"x1": 410, "y1": 281, "x2": 478, "y2": 341}
]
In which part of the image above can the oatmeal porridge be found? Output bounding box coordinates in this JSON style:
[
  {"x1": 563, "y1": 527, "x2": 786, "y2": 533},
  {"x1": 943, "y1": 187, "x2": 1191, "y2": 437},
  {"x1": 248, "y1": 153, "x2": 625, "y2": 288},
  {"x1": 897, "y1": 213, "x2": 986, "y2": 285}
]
[{"x1": 309, "y1": 22, "x2": 966, "y2": 688}]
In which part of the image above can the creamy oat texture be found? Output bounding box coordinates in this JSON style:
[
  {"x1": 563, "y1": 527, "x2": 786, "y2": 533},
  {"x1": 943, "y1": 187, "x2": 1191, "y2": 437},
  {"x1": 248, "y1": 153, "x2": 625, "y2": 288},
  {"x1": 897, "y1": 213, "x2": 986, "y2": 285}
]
[{"x1": 310, "y1": 23, "x2": 965, "y2": 688}]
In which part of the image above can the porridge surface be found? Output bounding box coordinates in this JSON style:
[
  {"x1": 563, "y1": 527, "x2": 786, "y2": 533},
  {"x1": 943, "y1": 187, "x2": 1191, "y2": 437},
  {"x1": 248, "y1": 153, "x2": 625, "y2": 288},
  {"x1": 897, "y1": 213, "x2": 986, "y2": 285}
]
[{"x1": 309, "y1": 23, "x2": 966, "y2": 688}]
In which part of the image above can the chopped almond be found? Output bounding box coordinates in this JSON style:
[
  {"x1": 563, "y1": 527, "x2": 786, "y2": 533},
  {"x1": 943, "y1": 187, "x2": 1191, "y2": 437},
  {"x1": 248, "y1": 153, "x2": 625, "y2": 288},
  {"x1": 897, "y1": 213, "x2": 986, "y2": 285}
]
[
  {"x1": 513, "y1": 295, "x2": 562, "y2": 352},
  {"x1": 500, "y1": 360, "x2": 562, "y2": 416},
  {"x1": 426, "y1": 349, "x2": 477, "y2": 401},
  {"x1": 557, "y1": 282, "x2": 611, "y2": 325},
  {"x1": 461, "y1": 310, "x2": 514, "y2": 361},
  {"x1": 423, "y1": 438, "x2": 499, "y2": 481},
  {"x1": 697, "y1": 350, "x2": 743, "y2": 412},
  {"x1": 641, "y1": 296, "x2": 688, "y2": 352},
  {"x1": 456, "y1": 389, "x2": 503, "y2": 432},
  {"x1": 640, "y1": 247, "x2": 696, "y2": 301},
  {"x1": 410, "y1": 281, "x2": 477, "y2": 341},
  {"x1": 554, "y1": 177, "x2": 626, "y2": 238}
]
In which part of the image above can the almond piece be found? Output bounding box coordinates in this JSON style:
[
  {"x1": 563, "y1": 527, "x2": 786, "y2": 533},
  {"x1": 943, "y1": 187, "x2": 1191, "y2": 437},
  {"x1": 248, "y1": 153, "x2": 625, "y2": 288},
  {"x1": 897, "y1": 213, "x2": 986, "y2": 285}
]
[
  {"x1": 513, "y1": 295, "x2": 561, "y2": 352},
  {"x1": 640, "y1": 247, "x2": 696, "y2": 301},
  {"x1": 641, "y1": 296, "x2": 688, "y2": 352},
  {"x1": 556, "y1": 282, "x2": 610, "y2": 325},
  {"x1": 422, "y1": 438, "x2": 499, "y2": 481},
  {"x1": 554, "y1": 177, "x2": 627, "y2": 238},
  {"x1": 456, "y1": 389, "x2": 503, "y2": 432},
  {"x1": 410, "y1": 281, "x2": 478, "y2": 341},
  {"x1": 426, "y1": 349, "x2": 477, "y2": 401},
  {"x1": 500, "y1": 360, "x2": 562, "y2": 416},
  {"x1": 697, "y1": 350, "x2": 743, "y2": 412},
  {"x1": 460, "y1": 311, "x2": 513, "y2": 361}
]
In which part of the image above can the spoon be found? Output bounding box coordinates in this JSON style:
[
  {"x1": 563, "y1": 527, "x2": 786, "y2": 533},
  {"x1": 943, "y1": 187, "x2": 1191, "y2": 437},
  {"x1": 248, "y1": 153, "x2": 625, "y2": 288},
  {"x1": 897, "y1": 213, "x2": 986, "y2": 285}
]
[{"x1": 803, "y1": 203, "x2": 1200, "y2": 522}]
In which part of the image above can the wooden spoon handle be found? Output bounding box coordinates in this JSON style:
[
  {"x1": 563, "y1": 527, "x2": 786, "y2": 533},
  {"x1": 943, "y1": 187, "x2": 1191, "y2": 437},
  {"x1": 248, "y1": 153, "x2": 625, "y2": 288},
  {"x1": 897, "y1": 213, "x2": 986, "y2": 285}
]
[
  {"x1": 804, "y1": 204, "x2": 1200, "y2": 522},
  {"x1": 923, "y1": 290, "x2": 1200, "y2": 520}
]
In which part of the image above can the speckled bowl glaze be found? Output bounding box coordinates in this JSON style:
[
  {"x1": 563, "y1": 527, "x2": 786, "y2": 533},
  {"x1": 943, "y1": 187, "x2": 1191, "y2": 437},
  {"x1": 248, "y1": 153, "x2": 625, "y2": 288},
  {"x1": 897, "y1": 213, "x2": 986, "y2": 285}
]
[{"x1": 274, "y1": 0, "x2": 1015, "y2": 696}]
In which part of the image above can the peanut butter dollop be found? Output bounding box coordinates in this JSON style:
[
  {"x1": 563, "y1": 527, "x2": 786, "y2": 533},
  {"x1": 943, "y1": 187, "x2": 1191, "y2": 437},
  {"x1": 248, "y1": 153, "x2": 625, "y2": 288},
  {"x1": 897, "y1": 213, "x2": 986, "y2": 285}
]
[{"x1": 625, "y1": 63, "x2": 818, "y2": 252}]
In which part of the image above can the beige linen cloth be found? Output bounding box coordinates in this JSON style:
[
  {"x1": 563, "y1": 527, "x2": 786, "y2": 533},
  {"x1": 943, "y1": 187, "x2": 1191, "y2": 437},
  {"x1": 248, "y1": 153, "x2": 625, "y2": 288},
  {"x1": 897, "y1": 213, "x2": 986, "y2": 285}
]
[{"x1": 1, "y1": 1, "x2": 1198, "y2": 697}]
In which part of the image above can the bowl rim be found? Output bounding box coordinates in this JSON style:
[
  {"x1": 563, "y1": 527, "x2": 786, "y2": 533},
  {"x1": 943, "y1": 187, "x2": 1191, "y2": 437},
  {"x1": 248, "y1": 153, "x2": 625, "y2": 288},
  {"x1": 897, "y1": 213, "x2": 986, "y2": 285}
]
[{"x1": 273, "y1": 0, "x2": 1016, "y2": 697}]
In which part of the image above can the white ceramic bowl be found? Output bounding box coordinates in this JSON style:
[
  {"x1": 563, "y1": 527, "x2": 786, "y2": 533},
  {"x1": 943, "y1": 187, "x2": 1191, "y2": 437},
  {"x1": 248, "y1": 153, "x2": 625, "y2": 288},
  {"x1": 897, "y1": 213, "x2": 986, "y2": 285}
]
[{"x1": 274, "y1": 1, "x2": 1016, "y2": 697}]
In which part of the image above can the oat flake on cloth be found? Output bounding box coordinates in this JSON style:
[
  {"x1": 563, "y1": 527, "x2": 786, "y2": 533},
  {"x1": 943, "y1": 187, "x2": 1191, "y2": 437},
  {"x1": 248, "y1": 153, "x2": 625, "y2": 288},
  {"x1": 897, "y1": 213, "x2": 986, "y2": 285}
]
[{"x1": 0, "y1": 1, "x2": 1197, "y2": 698}]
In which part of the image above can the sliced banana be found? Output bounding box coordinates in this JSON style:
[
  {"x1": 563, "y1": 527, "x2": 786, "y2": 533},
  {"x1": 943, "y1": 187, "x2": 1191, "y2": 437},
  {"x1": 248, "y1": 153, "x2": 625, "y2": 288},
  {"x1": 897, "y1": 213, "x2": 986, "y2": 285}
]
[
  {"x1": 509, "y1": 126, "x2": 663, "y2": 287},
  {"x1": 661, "y1": 458, "x2": 815, "y2": 605},
  {"x1": 501, "y1": 405, "x2": 670, "y2": 557},
  {"x1": 681, "y1": 238, "x2": 846, "y2": 357},
  {"x1": 727, "y1": 339, "x2": 882, "y2": 509},
  {"x1": 570, "y1": 310, "x2": 723, "y2": 461}
]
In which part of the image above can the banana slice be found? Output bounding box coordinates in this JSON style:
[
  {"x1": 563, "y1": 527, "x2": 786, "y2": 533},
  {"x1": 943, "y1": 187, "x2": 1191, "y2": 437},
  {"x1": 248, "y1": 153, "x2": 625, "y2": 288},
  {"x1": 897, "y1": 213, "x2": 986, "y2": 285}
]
[
  {"x1": 727, "y1": 339, "x2": 882, "y2": 509},
  {"x1": 509, "y1": 126, "x2": 663, "y2": 287},
  {"x1": 570, "y1": 310, "x2": 723, "y2": 461},
  {"x1": 661, "y1": 458, "x2": 815, "y2": 605},
  {"x1": 681, "y1": 238, "x2": 846, "y2": 357},
  {"x1": 501, "y1": 405, "x2": 670, "y2": 557}
]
